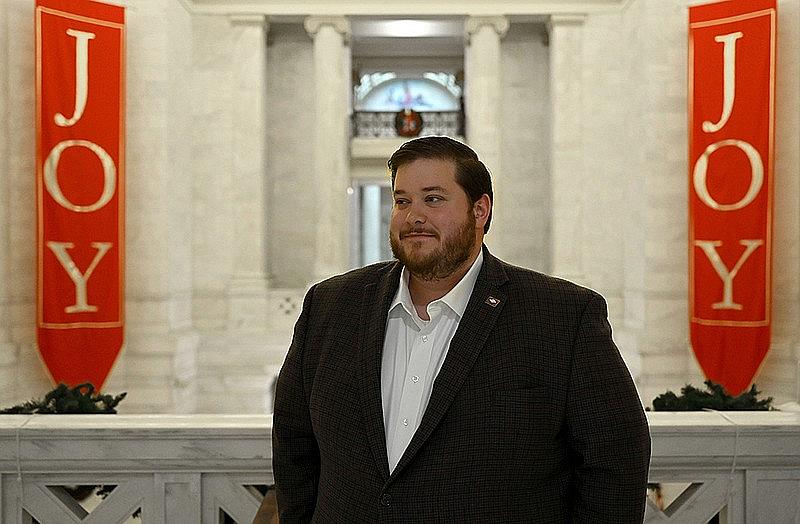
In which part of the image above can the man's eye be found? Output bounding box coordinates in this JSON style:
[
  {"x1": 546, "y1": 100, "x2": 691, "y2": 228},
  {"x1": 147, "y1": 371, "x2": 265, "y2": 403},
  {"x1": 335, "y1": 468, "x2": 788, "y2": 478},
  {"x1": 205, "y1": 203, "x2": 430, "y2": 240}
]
[
  {"x1": 394, "y1": 199, "x2": 409, "y2": 206},
  {"x1": 426, "y1": 196, "x2": 443, "y2": 203}
]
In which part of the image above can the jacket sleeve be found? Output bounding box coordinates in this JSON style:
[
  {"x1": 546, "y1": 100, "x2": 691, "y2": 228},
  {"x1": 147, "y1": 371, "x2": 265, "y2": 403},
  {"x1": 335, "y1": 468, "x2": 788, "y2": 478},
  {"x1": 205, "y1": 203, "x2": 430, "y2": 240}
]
[
  {"x1": 566, "y1": 292, "x2": 651, "y2": 523},
  {"x1": 271, "y1": 286, "x2": 320, "y2": 523}
]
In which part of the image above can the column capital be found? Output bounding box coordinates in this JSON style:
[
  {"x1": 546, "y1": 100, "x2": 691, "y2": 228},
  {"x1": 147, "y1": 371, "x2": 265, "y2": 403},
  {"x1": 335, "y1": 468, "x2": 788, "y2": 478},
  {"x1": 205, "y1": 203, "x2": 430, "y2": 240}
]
[
  {"x1": 465, "y1": 16, "x2": 509, "y2": 41},
  {"x1": 304, "y1": 16, "x2": 351, "y2": 41},
  {"x1": 229, "y1": 14, "x2": 269, "y2": 31},
  {"x1": 546, "y1": 14, "x2": 587, "y2": 33}
]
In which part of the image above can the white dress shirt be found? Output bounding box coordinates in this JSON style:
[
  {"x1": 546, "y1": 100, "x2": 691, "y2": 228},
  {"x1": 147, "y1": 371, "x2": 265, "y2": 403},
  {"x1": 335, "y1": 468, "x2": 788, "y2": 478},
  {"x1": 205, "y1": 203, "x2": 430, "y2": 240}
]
[{"x1": 381, "y1": 251, "x2": 484, "y2": 472}]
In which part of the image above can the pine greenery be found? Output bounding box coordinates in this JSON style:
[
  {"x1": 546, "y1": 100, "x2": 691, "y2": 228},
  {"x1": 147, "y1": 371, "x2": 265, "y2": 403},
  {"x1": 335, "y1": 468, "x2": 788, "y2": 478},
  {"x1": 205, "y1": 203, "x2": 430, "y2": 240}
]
[
  {"x1": 651, "y1": 380, "x2": 772, "y2": 411},
  {"x1": 0, "y1": 383, "x2": 126, "y2": 414}
]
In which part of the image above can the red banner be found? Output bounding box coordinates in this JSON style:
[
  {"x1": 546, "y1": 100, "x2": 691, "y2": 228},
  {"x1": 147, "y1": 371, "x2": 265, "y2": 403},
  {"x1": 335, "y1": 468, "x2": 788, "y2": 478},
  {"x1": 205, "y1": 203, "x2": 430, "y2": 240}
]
[
  {"x1": 36, "y1": 0, "x2": 125, "y2": 389},
  {"x1": 689, "y1": 0, "x2": 776, "y2": 395}
]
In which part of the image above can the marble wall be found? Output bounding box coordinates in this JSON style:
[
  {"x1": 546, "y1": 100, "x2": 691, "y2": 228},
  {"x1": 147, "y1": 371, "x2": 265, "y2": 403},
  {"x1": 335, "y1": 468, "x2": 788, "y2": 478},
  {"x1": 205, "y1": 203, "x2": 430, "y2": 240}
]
[{"x1": 0, "y1": 0, "x2": 798, "y2": 413}]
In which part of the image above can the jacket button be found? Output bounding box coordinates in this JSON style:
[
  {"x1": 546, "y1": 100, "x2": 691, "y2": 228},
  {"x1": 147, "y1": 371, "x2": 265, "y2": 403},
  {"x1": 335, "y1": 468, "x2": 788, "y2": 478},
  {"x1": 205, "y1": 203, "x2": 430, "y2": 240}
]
[{"x1": 380, "y1": 493, "x2": 392, "y2": 507}]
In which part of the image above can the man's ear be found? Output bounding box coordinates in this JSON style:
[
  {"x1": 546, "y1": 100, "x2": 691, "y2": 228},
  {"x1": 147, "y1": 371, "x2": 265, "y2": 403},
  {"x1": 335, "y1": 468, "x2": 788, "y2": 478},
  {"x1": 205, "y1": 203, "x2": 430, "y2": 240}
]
[{"x1": 473, "y1": 194, "x2": 491, "y2": 229}]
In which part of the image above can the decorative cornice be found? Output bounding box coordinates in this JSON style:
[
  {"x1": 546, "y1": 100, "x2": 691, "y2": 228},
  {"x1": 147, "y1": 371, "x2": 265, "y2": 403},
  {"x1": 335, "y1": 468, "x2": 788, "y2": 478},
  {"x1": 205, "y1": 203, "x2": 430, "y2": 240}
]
[
  {"x1": 184, "y1": 0, "x2": 631, "y2": 16},
  {"x1": 229, "y1": 14, "x2": 269, "y2": 28},
  {"x1": 464, "y1": 16, "x2": 510, "y2": 40},
  {"x1": 547, "y1": 14, "x2": 587, "y2": 27},
  {"x1": 303, "y1": 16, "x2": 351, "y2": 41}
]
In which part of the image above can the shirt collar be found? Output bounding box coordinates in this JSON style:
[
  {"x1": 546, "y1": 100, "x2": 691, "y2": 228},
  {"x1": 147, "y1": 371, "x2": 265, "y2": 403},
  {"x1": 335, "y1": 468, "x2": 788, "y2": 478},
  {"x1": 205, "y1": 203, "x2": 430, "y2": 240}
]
[{"x1": 389, "y1": 250, "x2": 484, "y2": 321}]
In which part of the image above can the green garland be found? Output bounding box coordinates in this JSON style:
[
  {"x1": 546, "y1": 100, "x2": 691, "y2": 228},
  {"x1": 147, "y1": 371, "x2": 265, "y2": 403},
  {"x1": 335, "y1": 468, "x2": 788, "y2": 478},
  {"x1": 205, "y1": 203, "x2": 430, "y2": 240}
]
[
  {"x1": 650, "y1": 380, "x2": 772, "y2": 411},
  {"x1": 0, "y1": 383, "x2": 126, "y2": 414}
]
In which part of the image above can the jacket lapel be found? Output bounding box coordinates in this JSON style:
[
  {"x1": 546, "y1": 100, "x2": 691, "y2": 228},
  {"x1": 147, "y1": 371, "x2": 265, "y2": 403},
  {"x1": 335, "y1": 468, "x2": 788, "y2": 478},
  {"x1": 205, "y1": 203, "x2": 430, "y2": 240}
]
[
  {"x1": 391, "y1": 249, "x2": 509, "y2": 478},
  {"x1": 357, "y1": 262, "x2": 402, "y2": 481}
]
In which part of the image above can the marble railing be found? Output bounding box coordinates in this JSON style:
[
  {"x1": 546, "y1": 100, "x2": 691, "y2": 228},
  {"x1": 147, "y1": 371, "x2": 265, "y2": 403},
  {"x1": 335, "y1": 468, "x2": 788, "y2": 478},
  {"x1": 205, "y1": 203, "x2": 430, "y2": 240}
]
[
  {"x1": 352, "y1": 111, "x2": 463, "y2": 139},
  {"x1": 1, "y1": 412, "x2": 799, "y2": 523},
  {"x1": 646, "y1": 410, "x2": 800, "y2": 523},
  {"x1": 0, "y1": 415, "x2": 272, "y2": 523}
]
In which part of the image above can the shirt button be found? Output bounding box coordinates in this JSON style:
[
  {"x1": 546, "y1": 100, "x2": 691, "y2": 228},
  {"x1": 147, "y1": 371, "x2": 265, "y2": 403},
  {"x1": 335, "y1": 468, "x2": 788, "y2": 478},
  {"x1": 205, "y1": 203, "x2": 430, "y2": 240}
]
[
  {"x1": 422, "y1": 335, "x2": 428, "y2": 342},
  {"x1": 411, "y1": 375, "x2": 419, "y2": 383},
  {"x1": 402, "y1": 418, "x2": 409, "y2": 426},
  {"x1": 380, "y1": 493, "x2": 392, "y2": 507}
]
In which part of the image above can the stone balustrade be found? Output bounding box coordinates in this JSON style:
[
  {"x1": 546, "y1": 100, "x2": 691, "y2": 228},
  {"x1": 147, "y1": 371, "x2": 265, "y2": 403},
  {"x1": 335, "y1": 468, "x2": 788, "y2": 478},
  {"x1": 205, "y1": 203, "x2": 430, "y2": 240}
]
[
  {"x1": 646, "y1": 410, "x2": 800, "y2": 523},
  {"x1": 1, "y1": 412, "x2": 798, "y2": 523}
]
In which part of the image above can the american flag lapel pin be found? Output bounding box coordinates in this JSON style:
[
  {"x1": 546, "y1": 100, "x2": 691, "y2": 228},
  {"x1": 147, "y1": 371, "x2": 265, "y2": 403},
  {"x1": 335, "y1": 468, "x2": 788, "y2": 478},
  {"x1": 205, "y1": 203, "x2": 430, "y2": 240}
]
[{"x1": 485, "y1": 296, "x2": 500, "y2": 307}]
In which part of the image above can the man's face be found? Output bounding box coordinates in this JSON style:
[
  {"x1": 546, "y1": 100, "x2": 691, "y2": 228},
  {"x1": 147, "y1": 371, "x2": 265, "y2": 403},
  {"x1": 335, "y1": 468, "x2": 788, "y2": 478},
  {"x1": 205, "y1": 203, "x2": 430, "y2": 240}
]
[{"x1": 389, "y1": 158, "x2": 484, "y2": 281}]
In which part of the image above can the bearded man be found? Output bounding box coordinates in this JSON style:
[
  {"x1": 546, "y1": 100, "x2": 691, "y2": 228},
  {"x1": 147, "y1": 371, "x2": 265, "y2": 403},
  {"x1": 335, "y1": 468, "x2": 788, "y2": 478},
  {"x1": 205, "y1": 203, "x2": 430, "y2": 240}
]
[{"x1": 266, "y1": 136, "x2": 651, "y2": 523}]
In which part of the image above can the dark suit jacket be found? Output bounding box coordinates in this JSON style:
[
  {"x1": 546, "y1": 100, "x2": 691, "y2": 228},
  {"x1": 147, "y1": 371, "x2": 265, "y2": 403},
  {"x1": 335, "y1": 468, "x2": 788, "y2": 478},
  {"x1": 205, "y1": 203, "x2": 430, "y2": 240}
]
[{"x1": 271, "y1": 247, "x2": 650, "y2": 523}]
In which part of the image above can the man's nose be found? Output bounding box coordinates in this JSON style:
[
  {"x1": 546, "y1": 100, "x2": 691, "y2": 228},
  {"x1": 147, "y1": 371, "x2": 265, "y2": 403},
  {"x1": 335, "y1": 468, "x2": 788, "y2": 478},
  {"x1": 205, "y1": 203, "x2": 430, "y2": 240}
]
[{"x1": 406, "y1": 203, "x2": 427, "y2": 224}]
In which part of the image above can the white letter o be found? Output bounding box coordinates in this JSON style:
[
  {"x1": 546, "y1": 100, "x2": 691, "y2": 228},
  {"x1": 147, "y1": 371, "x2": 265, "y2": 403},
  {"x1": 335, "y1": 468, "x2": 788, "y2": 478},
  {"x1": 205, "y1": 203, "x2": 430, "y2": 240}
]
[
  {"x1": 43, "y1": 139, "x2": 116, "y2": 213},
  {"x1": 693, "y1": 139, "x2": 763, "y2": 212}
]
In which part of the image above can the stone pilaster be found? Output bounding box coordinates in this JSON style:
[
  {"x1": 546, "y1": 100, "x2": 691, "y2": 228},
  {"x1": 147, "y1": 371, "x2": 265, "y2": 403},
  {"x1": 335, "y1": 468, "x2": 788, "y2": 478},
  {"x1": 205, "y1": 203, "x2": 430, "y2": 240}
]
[
  {"x1": 226, "y1": 15, "x2": 271, "y2": 332},
  {"x1": 1, "y1": 0, "x2": 46, "y2": 406},
  {"x1": 304, "y1": 16, "x2": 351, "y2": 282},
  {"x1": 464, "y1": 16, "x2": 509, "y2": 259},
  {"x1": 547, "y1": 15, "x2": 586, "y2": 284},
  {"x1": 115, "y1": 2, "x2": 199, "y2": 413},
  {"x1": 0, "y1": 0, "x2": 20, "y2": 404}
]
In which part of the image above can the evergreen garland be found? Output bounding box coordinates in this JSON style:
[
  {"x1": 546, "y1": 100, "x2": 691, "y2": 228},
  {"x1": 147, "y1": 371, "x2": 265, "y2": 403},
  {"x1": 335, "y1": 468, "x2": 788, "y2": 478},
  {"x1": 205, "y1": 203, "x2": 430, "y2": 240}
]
[
  {"x1": 0, "y1": 383, "x2": 126, "y2": 414},
  {"x1": 650, "y1": 380, "x2": 772, "y2": 411}
]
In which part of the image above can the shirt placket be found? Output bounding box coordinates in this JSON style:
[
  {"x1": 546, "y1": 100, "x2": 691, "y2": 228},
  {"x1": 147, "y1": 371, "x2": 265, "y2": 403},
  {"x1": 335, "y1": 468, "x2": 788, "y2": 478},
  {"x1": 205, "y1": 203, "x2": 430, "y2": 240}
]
[{"x1": 389, "y1": 308, "x2": 439, "y2": 469}]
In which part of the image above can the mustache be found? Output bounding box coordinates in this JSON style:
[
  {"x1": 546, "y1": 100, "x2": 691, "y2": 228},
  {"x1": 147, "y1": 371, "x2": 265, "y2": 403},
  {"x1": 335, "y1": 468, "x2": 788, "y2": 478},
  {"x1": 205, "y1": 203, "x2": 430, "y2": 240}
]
[{"x1": 400, "y1": 227, "x2": 438, "y2": 238}]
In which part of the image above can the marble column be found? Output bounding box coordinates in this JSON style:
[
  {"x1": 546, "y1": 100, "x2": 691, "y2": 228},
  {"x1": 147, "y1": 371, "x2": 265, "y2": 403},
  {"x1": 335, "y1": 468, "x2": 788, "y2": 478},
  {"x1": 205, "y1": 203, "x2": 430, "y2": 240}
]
[
  {"x1": 464, "y1": 16, "x2": 509, "y2": 259},
  {"x1": 547, "y1": 15, "x2": 587, "y2": 285},
  {"x1": 117, "y1": 3, "x2": 199, "y2": 413},
  {"x1": 1, "y1": 0, "x2": 48, "y2": 405},
  {"x1": 304, "y1": 16, "x2": 351, "y2": 282},
  {"x1": 0, "y1": 0, "x2": 19, "y2": 403},
  {"x1": 226, "y1": 16, "x2": 271, "y2": 332}
]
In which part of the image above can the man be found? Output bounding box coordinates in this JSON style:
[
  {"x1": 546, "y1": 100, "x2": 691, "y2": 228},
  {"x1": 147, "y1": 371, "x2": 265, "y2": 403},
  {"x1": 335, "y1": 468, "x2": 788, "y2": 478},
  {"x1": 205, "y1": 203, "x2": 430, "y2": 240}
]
[{"x1": 267, "y1": 136, "x2": 650, "y2": 523}]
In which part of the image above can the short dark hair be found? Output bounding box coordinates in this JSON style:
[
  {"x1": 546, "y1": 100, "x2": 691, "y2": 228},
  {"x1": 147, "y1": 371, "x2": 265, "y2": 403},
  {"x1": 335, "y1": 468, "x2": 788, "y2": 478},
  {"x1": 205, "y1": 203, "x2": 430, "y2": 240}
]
[{"x1": 388, "y1": 136, "x2": 493, "y2": 233}]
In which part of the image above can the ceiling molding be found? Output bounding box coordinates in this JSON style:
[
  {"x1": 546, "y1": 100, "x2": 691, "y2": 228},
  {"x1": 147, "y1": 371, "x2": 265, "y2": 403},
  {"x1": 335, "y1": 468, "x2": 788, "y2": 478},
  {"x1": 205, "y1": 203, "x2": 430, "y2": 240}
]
[{"x1": 184, "y1": 0, "x2": 630, "y2": 17}]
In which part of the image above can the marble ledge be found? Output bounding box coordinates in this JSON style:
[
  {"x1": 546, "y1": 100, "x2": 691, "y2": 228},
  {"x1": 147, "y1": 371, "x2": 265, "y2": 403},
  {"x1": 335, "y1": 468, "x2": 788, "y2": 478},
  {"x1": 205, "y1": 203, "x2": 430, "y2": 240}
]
[
  {"x1": 646, "y1": 410, "x2": 800, "y2": 428},
  {"x1": 0, "y1": 413, "x2": 798, "y2": 473},
  {"x1": 0, "y1": 414, "x2": 272, "y2": 435},
  {"x1": 1, "y1": 411, "x2": 798, "y2": 434},
  {"x1": 2, "y1": 411, "x2": 799, "y2": 434},
  {"x1": 0, "y1": 415, "x2": 273, "y2": 474}
]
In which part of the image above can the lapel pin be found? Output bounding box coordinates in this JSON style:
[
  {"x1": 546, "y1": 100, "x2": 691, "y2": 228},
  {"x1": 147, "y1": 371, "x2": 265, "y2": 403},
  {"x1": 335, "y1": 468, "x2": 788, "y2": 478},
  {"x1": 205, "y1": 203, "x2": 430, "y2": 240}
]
[{"x1": 485, "y1": 296, "x2": 500, "y2": 307}]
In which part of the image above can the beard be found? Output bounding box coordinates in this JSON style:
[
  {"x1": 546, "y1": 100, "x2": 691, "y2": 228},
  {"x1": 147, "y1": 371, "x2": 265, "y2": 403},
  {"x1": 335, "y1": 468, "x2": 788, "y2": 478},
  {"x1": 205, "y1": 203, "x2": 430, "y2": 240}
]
[{"x1": 390, "y1": 210, "x2": 477, "y2": 281}]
